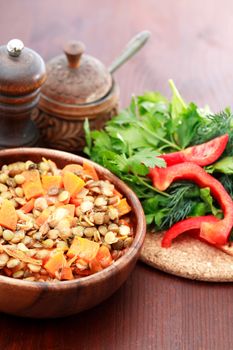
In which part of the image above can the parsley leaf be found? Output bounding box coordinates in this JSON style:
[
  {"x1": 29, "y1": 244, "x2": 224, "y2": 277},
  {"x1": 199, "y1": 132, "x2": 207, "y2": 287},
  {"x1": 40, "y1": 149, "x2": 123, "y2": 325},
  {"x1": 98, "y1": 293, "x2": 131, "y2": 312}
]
[{"x1": 128, "y1": 149, "x2": 165, "y2": 169}]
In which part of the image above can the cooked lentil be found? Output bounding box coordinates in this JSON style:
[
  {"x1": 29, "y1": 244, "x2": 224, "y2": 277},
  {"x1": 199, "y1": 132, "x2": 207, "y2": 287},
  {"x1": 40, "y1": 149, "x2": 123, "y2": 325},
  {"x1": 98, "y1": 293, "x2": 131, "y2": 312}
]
[{"x1": 0, "y1": 159, "x2": 133, "y2": 282}]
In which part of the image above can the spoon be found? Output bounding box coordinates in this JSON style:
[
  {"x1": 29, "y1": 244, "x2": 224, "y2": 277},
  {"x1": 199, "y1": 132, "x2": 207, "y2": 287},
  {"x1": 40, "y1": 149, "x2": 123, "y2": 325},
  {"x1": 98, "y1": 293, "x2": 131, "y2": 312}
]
[{"x1": 108, "y1": 30, "x2": 151, "y2": 75}]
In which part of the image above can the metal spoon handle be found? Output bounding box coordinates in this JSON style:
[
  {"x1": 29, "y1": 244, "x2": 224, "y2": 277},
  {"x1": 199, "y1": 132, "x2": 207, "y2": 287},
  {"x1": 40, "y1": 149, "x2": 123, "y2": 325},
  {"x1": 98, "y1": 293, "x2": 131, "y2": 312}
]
[{"x1": 108, "y1": 30, "x2": 151, "y2": 74}]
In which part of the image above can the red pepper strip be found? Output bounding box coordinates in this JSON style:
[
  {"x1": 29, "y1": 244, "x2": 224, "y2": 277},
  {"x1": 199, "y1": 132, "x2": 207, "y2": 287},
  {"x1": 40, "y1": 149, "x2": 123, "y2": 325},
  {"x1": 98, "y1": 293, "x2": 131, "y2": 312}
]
[
  {"x1": 160, "y1": 134, "x2": 228, "y2": 166},
  {"x1": 149, "y1": 162, "x2": 233, "y2": 245},
  {"x1": 160, "y1": 152, "x2": 186, "y2": 166},
  {"x1": 162, "y1": 216, "x2": 218, "y2": 247}
]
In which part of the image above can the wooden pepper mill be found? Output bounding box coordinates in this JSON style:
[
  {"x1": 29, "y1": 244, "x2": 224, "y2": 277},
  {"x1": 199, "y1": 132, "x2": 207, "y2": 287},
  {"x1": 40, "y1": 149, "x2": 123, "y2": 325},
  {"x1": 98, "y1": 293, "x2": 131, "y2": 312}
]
[{"x1": 0, "y1": 39, "x2": 46, "y2": 148}]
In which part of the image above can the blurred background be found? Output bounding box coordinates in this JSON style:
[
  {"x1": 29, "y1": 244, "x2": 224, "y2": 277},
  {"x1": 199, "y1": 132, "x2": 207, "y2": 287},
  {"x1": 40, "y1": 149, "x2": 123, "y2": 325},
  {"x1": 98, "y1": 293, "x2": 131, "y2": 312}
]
[{"x1": 1, "y1": 0, "x2": 232, "y2": 111}]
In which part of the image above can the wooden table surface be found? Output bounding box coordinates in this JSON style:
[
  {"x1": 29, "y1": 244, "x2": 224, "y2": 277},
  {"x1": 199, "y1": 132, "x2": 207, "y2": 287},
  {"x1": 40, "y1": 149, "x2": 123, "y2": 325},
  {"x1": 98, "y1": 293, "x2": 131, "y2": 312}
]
[{"x1": 1, "y1": 0, "x2": 233, "y2": 349}]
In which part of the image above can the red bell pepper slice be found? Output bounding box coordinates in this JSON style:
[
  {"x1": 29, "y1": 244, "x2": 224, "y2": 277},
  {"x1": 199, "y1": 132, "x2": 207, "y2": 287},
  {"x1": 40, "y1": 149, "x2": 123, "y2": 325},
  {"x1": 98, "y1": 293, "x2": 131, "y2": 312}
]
[
  {"x1": 149, "y1": 162, "x2": 233, "y2": 245},
  {"x1": 160, "y1": 134, "x2": 228, "y2": 166},
  {"x1": 161, "y1": 216, "x2": 219, "y2": 247}
]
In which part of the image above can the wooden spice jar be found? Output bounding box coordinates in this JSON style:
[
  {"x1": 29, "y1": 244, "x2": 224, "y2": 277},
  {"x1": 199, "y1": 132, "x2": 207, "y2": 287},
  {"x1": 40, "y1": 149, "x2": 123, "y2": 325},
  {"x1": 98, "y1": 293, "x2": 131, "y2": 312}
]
[{"x1": 34, "y1": 41, "x2": 119, "y2": 152}]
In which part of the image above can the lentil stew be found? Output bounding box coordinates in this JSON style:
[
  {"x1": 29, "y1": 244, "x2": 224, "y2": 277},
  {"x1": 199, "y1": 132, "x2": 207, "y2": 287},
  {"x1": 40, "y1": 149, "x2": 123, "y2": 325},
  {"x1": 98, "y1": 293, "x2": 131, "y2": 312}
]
[{"x1": 0, "y1": 158, "x2": 133, "y2": 282}]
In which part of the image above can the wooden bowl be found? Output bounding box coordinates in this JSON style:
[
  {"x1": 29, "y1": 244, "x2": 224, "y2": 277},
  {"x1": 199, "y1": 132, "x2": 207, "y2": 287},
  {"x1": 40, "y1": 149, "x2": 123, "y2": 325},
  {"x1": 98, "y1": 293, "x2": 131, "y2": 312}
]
[{"x1": 0, "y1": 148, "x2": 146, "y2": 318}]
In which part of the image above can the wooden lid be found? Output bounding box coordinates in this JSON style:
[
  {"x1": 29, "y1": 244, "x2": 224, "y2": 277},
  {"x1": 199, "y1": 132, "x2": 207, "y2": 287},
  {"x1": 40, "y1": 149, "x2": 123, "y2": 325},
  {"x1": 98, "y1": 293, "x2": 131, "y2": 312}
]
[
  {"x1": 0, "y1": 39, "x2": 46, "y2": 96},
  {"x1": 41, "y1": 41, "x2": 112, "y2": 106}
]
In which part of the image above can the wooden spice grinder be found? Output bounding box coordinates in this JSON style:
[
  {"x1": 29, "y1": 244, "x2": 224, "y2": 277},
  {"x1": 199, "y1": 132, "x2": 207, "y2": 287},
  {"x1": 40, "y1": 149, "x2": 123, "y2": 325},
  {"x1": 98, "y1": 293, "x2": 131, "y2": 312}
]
[{"x1": 0, "y1": 39, "x2": 46, "y2": 148}]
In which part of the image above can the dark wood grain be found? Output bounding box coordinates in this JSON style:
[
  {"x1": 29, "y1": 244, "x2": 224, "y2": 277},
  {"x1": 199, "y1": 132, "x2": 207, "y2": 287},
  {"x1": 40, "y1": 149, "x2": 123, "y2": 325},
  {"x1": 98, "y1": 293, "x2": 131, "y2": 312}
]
[{"x1": 1, "y1": 0, "x2": 233, "y2": 348}]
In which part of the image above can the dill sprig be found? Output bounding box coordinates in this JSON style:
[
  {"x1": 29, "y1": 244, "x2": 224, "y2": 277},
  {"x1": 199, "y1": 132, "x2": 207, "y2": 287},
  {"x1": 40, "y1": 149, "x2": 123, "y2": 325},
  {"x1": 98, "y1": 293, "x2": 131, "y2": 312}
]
[
  {"x1": 218, "y1": 174, "x2": 233, "y2": 197},
  {"x1": 191, "y1": 111, "x2": 233, "y2": 147},
  {"x1": 159, "y1": 182, "x2": 198, "y2": 230}
]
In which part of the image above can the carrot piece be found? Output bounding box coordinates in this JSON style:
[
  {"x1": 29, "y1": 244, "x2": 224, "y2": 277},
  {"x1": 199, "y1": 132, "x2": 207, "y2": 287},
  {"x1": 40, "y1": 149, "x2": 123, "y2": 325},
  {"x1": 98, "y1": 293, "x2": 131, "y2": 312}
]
[
  {"x1": 62, "y1": 164, "x2": 83, "y2": 175},
  {"x1": 61, "y1": 266, "x2": 74, "y2": 280},
  {"x1": 70, "y1": 198, "x2": 81, "y2": 207},
  {"x1": 44, "y1": 251, "x2": 73, "y2": 280},
  {"x1": 36, "y1": 207, "x2": 51, "y2": 226},
  {"x1": 20, "y1": 198, "x2": 35, "y2": 214},
  {"x1": 0, "y1": 199, "x2": 18, "y2": 231},
  {"x1": 75, "y1": 268, "x2": 91, "y2": 276},
  {"x1": 67, "y1": 237, "x2": 100, "y2": 261},
  {"x1": 63, "y1": 171, "x2": 85, "y2": 198},
  {"x1": 44, "y1": 251, "x2": 62, "y2": 274},
  {"x1": 89, "y1": 246, "x2": 113, "y2": 273},
  {"x1": 113, "y1": 188, "x2": 123, "y2": 199},
  {"x1": 89, "y1": 258, "x2": 102, "y2": 273},
  {"x1": 83, "y1": 160, "x2": 99, "y2": 180},
  {"x1": 115, "y1": 198, "x2": 131, "y2": 217},
  {"x1": 54, "y1": 202, "x2": 63, "y2": 208},
  {"x1": 22, "y1": 170, "x2": 44, "y2": 200},
  {"x1": 119, "y1": 219, "x2": 130, "y2": 226},
  {"x1": 96, "y1": 246, "x2": 113, "y2": 268},
  {"x1": 41, "y1": 175, "x2": 63, "y2": 192}
]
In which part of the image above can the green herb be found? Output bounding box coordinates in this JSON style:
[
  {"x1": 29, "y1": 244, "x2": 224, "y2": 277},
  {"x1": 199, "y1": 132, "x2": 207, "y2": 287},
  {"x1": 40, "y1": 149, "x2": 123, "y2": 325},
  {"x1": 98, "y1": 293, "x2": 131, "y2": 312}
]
[
  {"x1": 157, "y1": 182, "x2": 197, "y2": 230},
  {"x1": 84, "y1": 80, "x2": 232, "y2": 231},
  {"x1": 218, "y1": 175, "x2": 233, "y2": 197},
  {"x1": 199, "y1": 187, "x2": 222, "y2": 217},
  {"x1": 206, "y1": 157, "x2": 233, "y2": 175},
  {"x1": 142, "y1": 181, "x2": 220, "y2": 230},
  {"x1": 191, "y1": 110, "x2": 233, "y2": 149}
]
